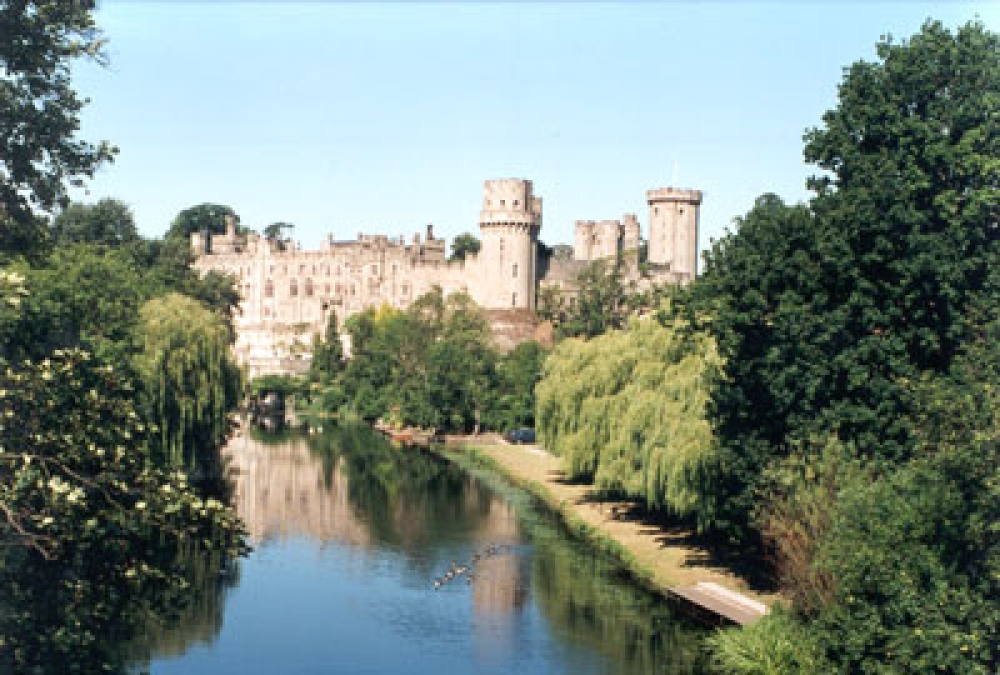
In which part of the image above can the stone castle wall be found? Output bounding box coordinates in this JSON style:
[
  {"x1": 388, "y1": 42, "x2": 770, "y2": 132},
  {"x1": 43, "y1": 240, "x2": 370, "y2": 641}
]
[{"x1": 193, "y1": 178, "x2": 699, "y2": 376}]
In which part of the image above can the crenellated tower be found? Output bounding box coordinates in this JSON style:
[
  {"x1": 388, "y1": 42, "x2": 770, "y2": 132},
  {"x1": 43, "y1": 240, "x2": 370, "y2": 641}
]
[
  {"x1": 646, "y1": 188, "x2": 701, "y2": 281},
  {"x1": 478, "y1": 179, "x2": 541, "y2": 310}
]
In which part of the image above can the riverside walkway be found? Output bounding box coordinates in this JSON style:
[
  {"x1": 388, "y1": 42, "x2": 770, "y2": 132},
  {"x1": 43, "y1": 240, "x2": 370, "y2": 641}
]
[{"x1": 443, "y1": 436, "x2": 775, "y2": 626}]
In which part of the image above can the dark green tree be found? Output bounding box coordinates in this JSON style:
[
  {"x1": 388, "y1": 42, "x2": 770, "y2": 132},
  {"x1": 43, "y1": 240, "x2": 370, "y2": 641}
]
[
  {"x1": 449, "y1": 232, "x2": 481, "y2": 261},
  {"x1": 165, "y1": 203, "x2": 239, "y2": 242},
  {"x1": 0, "y1": 349, "x2": 245, "y2": 673},
  {"x1": 0, "y1": 1, "x2": 117, "y2": 259},
  {"x1": 309, "y1": 312, "x2": 343, "y2": 383},
  {"x1": 697, "y1": 20, "x2": 1000, "y2": 540},
  {"x1": 51, "y1": 198, "x2": 139, "y2": 246},
  {"x1": 264, "y1": 221, "x2": 294, "y2": 241}
]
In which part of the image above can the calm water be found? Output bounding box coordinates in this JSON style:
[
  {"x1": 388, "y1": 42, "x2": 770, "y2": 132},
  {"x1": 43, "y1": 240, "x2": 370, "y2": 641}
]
[{"x1": 130, "y1": 423, "x2": 707, "y2": 674}]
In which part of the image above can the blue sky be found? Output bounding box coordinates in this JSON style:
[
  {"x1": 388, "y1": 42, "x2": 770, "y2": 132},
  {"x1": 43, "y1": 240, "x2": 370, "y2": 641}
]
[{"x1": 71, "y1": 2, "x2": 999, "y2": 253}]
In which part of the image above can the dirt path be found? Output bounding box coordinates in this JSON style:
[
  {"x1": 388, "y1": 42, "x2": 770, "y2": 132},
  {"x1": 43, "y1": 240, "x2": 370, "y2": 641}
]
[{"x1": 444, "y1": 439, "x2": 781, "y2": 609}]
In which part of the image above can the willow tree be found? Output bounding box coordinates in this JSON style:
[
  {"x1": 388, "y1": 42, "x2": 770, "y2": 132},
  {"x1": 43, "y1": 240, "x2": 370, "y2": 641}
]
[
  {"x1": 136, "y1": 293, "x2": 242, "y2": 467},
  {"x1": 536, "y1": 315, "x2": 721, "y2": 525}
]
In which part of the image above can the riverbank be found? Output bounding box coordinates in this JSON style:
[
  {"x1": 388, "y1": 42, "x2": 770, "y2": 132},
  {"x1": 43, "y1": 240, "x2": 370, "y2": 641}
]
[{"x1": 436, "y1": 436, "x2": 781, "y2": 619}]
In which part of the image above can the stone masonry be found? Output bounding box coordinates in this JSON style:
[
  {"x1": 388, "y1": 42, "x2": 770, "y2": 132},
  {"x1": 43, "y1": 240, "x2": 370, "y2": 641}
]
[{"x1": 192, "y1": 178, "x2": 700, "y2": 376}]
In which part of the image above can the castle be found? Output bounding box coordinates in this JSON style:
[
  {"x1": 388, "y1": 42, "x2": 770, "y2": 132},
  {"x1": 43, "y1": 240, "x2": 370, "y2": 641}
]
[{"x1": 192, "y1": 178, "x2": 701, "y2": 376}]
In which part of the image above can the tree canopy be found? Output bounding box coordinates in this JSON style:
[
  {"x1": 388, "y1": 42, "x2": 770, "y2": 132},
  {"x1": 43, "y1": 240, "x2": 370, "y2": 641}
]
[
  {"x1": 0, "y1": 0, "x2": 117, "y2": 259},
  {"x1": 166, "y1": 203, "x2": 240, "y2": 241},
  {"x1": 449, "y1": 232, "x2": 481, "y2": 261},
  {"x1": 51, "y1": 198, "x2": 139, "y2": 246}
]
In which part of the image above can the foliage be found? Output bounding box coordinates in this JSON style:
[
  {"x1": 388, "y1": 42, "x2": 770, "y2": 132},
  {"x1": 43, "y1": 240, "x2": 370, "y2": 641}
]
[
  {"x1": 263, "y1": 221, "x2": 293, "y2": 241},
  {"x1": 536, "y1": 313, "x2": 721, "y2": 523},
  {"x1": 135, "y1": 293, "x2": 242, "y2": 468},
  {"x1": 165, "y1": 203, "x2": 240, "y2": 242},
  {"x1": 798, "y1": 313, "x2": 1000, "y2": 672},
  {"x1": 706, "y1": 608, "x2": 828, "y2": 675},
  {"x1": 449, "y1": 232, "x2": 481, "y2": 261},
  {"x1": 247, "y1": 373, "x2": 304, "y2": 399},
  {"x1": 0, "y1": 349, "x2": 246, "y2": 673},
  {"x1": 51, "y1": 198, "x2": 139, "y2": 247},
  {"x1": 0, "y1": 0, "x2": 117, "y2": 260},
  {"x1": 4, "y1": 244, "x2": 144, "y2": 363},
  {"x1": 336, "y1": 290, "x2": 506, "y2": 432},
  {"x1": 308, "y1": 312, "x2": 343, "y2": 383},
  {"x1": 696, "y1": 20, "x2": 1000, "y2": 540},
  {"x1": 483, "y1": 341, "x2": 547, "y2": 431}
]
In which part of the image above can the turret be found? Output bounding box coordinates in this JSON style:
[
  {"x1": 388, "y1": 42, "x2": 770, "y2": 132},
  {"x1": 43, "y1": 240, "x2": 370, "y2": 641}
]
[
  {"x1": 646, "y1": 188, "x2": 702, "y2": 281},
  {"x1": 622, "y1": 213, "x2": 641, "y2": 257},
  {"x1": 574, "y1": 220, "x2": 595, "y2": 261},
  {"x1": 477, "y1": 179, "x2": 541, "y2": 310}
]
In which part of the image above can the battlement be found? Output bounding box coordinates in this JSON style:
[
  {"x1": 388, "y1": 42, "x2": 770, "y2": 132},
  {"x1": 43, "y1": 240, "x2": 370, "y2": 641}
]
[{"x1": 646, "y1": 187, "x2": 703, "y2": 204}]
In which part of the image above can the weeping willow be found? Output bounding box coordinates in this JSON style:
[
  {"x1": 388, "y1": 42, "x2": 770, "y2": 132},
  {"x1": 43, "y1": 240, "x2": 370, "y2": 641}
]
[
  {"x1": 536, "y1": 316, "x2": 721, "y2": 521},
  {"x1": 136, "y1": 293, "x2": 242, "y2": 468}
]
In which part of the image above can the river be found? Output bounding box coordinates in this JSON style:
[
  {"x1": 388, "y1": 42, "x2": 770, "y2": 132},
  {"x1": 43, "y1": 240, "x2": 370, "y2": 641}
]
[{"x1": 129, "y1": 423, "x2": 708, "y2": 673}]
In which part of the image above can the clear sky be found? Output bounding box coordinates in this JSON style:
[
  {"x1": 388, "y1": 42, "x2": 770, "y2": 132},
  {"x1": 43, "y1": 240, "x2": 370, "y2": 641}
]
[{"x1": 71, "y1": 1, "x2": 999, "y2": 254}]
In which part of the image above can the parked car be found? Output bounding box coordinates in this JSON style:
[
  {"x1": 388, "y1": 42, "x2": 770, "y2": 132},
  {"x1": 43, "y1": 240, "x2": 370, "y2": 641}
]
[{"x1": 504, "y1": 428, "x2": 536, "y2": 444}]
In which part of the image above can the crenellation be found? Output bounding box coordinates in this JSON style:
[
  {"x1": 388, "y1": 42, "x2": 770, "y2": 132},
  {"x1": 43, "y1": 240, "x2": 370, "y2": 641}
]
[{"x1": 193, "y1": 177, "x2": 700, "y2": 376}]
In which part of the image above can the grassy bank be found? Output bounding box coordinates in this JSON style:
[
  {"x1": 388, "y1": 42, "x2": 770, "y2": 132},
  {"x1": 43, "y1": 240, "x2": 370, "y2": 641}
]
[{"x1": 435, "y1": 440, "x2": 780, "y2": 609}]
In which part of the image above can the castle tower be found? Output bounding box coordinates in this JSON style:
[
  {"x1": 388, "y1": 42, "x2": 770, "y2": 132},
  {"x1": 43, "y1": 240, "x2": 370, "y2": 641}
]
[
  {"x1": 478, "y1": 179, "x2": 541, "y2": 310},
  {"x1": 622, "y1": 213, "x2": 641, "y2": 257},
  {"x1": 574, "y1": 220, "x2": 596, "y2": 261},
  {"x1": 646, "y1": 188, "x2": 702, "y2": 281}
]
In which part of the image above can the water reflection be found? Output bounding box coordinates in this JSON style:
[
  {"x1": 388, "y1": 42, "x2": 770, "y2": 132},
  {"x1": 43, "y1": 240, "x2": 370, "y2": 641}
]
[{"x1": 138, "y1": 422, "x2": 706, "y2": 674}]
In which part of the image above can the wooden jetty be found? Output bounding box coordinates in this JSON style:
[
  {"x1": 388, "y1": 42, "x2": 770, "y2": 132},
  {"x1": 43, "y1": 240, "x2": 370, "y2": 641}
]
[{"x1": 670, "y1": 582, "x2": 768, "y2": 626}]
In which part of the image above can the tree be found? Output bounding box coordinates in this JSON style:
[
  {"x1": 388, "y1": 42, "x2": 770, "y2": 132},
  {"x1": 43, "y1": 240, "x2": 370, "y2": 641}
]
[
  {"x1": 51, "y1": 198, "x2": 139, "y2": 246},
  {"x1": 135, "y1": 293, "x2": 242, "y2": 468},
  {"x1": 484, "y1": 341, "x2": 547, "y2": 431},
  {"x1": 165, "y1": 203, "x2": 239, "y2": 241},
  {"x1": 0, "y1": 348, "x2": 245, "y2": 673},
  {"x1": 449, "y1": 232, "x2": 481, "y2": 261},
  {"x1": 696, "y1": 21, "x2": 1000, "y2": 541},
  {"x1": 264, "y1": 221, "x2": 294, "y2": 241},
  {"x1": 536, "y1": 314, "x2": 721, "y2": 521},
  {"x1": 0, "y1": 1, "x2": 116, "y2": 259},
  {"x1": 309, "y1": 312, "x2": 343, "y2": 383}
]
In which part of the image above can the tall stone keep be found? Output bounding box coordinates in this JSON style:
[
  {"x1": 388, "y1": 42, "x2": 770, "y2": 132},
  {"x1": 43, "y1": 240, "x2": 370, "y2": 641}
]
[
  {"x1": 646, "y1": 188, "x2": 702, "y2": 281},
  {"x1": 478, "y1": 179, "x2": 541, "y2": 310}
]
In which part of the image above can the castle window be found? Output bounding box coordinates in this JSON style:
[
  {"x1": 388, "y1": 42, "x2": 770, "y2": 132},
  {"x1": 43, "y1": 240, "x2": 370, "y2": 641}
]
[
  {"x1": 654, "y1": 207, "x2": 659, "y2": 216},
  {"x1": 513, "y1": 263, "x2": 518, "y2": 278},
  {"x1": 324, "y1": 265, "x2": 330, "y2": 276},
  {"x1": 402, "y1": 284, "x2": 409, "y2": 296},
  {"x1": 514, "y1": 200, "x2": 519, "y2": 206},
  {"x1": 283, "y1": 265, "x2": 288, "y2": 274},
  {"x1": 265, "y1": 280, "x2": 274, "y2": 298},
  {"x1": 512, "y1": 293, "x2": 517, "y2": 307},
  {"x1": 312, "y1": 265, "x2": 317, "y2": 274},
  {"x1": 500, "y1": 199, "x2": 505, "y2": 206},
  {"x1": 325, "y1": 284, "x2": 331, "y2": 294},
  {"x1": 290, "y1": 279, "x2": 298, "y2": 297},
  {"x1": 305, "y1": 278, "x2": 314, "y2": 297},
  {"x1": 680, "y1": 208, "x2": 684, "y2": 215},
  {"x1": 500, "y1": 238, "x2": 504, "y2": 254},
  {"x1": 299, "y1": 264, "x2": 305, "y2": 273},
  {"x1": 337, "y1": 266, "x2": 341, "y2": 276}
]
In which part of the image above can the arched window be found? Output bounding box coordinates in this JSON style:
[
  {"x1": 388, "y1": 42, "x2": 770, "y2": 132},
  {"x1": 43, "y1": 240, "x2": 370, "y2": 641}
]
[{"x1": 265, "y1": 279, "x2": 274, "y2": 298}]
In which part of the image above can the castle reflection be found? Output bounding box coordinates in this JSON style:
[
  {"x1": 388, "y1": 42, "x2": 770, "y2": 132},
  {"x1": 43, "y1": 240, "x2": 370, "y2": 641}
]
[{"x1": 224, "y1": 431, "x2": 371, "y2": 547}]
